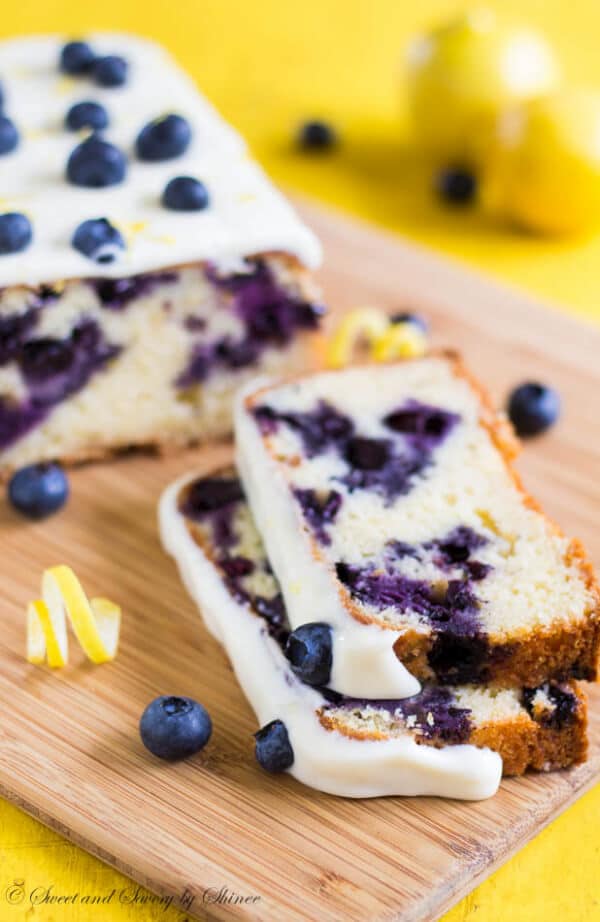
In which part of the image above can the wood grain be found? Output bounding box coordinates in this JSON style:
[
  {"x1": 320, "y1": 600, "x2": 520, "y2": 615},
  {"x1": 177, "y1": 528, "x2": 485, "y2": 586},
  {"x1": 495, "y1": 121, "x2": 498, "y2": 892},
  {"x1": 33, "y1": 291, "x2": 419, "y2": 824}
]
[{"x1": 0, "y1": 199, "x2": 598, "y2": 922}]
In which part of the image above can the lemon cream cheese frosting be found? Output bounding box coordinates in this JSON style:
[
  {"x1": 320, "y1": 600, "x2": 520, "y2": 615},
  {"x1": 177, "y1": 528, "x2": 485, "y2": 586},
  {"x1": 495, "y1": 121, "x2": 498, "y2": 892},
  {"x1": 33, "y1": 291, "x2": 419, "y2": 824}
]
[
  {"x1": 0, "y1": 34, "x2": 320, "y2": 285},
  {"x1": 0, "y1": 34, "x2": 324, "y2": 470},
  {"x1": 159, "y1": 467, "x2": 588, "y2": 798}
]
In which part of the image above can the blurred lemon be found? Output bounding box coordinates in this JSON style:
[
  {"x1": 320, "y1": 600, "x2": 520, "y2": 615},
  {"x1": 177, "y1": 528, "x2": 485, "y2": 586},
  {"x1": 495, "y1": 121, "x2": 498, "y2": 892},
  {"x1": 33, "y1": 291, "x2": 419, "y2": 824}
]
[
  {"x1": 483, "y1": 89, "x2": 600, "y2": 235},
  {"x1": 405, "y1": 9, "x2": 559, "y2": 166}
]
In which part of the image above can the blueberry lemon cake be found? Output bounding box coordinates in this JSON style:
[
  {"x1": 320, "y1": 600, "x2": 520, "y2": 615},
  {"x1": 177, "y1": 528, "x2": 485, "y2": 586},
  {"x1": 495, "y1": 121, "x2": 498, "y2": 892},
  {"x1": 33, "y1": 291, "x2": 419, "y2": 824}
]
[
  {"x1": 236, "y1": 355, "x2": 600, "y2": 697},
  {"x1": 0, "y1": 35, "x2": 322, "y2": 472},
  {"x1": 159, "y1": 468, "x2": 588, "y2": 799}
]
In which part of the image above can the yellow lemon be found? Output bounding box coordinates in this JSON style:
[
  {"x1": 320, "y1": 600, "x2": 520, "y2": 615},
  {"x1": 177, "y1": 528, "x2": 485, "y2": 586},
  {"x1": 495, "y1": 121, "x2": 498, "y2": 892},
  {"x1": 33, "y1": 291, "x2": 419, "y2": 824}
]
[
  {"x1": 482, "y1": 89, "x2": 600, "y2": 235},
  {"x1": 405, "y1": 9, "x2": 559, "y2": 166}
]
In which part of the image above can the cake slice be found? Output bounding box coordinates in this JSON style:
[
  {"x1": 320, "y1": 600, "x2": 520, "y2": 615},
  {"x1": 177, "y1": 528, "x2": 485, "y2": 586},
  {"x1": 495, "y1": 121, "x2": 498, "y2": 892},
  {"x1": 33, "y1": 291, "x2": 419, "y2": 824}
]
[
  {"x1": 158, "y1": 467, "x2": 588, "y2": 799},
  {"x1": 0, "y1": 35, "x2": 323, "y2": 472},
  {"x1": 235, "y1": 356, "x2": 600, "y2": 697}
]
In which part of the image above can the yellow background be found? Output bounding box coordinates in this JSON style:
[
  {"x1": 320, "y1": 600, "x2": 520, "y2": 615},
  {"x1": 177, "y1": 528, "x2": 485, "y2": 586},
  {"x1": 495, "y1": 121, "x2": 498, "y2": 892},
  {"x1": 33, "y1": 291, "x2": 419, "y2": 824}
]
[{"x1": 1, "y1": 1, "x2": 600, "y2": 920}]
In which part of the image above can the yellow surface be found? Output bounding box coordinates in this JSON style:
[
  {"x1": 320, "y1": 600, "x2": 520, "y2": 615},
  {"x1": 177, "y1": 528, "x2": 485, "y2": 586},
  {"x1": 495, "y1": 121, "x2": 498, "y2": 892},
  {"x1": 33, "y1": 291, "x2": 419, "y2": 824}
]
[{"x1": 1, "y1": 2, "x2": 599, "y2": 920}]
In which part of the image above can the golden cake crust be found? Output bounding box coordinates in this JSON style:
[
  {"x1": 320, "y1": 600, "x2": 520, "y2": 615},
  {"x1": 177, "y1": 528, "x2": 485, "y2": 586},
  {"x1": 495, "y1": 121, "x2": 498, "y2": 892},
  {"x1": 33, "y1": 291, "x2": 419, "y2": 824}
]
[{"x1": 318, "y1": 684, "x2": 588, "y2": 777}]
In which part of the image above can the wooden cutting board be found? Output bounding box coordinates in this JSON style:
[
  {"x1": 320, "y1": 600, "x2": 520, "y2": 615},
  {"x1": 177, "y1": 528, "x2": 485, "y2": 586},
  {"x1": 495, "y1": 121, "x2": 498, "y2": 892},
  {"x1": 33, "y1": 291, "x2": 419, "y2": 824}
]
[{"x1": 0, "y1": 200, "x2": 598, "y2": 922}]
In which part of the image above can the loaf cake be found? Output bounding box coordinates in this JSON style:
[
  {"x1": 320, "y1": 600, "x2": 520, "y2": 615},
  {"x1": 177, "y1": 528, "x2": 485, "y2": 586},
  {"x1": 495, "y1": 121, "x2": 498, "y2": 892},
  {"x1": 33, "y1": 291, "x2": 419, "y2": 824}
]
[
  {"x1": 0, "y1": 34, "x2": 322, "y2": 472},
  {"x1": 159, "y1": 467, "x2": 588, "y2": 798},
  {"x1": 236, "y1": 356, "x2": 600, "y2": 697}
]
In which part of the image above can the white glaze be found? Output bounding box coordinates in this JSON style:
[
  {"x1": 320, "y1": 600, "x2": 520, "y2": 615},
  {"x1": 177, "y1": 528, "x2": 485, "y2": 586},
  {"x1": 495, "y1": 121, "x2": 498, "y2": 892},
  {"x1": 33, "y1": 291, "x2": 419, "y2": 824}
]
[
  {"x1": 158, "y1": 474, "x2": 502, "y2": 800},
  {"x1": 0, "y1": 34, "x2": 321, "y2": 287},
  {"x1": 235, "y1": 389, "x2": 422, "y2": 699}
]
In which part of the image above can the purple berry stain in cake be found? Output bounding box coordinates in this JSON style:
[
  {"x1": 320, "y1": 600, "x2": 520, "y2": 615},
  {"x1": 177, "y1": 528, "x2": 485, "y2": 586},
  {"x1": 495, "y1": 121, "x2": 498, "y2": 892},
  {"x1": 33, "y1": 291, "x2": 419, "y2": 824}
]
[
  {"x1": 0, "y1": 319, "x2": 121, "y2": 449},
  {"x1": 176, "y1": 260, "x2": 324, "y2": 387},
  {"x1": 293, "y1": 488, "x2": 343, "y2": 545},
  {"x1": 322, "y1": 685, "x2": 472, "y2": 745},
  {"x1": 336, "y1": 525, "x2": 499, "y2": 684},
  {"x1": 179, "y1": 476, "x2": 244, "y2": 551},
  {"x1": 522, "y1": 683, "x2": 579, "y2": 729},
  {"x1": 252, "y1": 397, "x2": 459, "y2": 506},
  {"x1": 179, "y1": 475, "x2": 290, "y2": 645},
  {"x1": 91, "y1": 270, "x2": 178, "y2": 310},
  {"x1": 253, "y1": 399, "x2": 353, "y2": 455}
]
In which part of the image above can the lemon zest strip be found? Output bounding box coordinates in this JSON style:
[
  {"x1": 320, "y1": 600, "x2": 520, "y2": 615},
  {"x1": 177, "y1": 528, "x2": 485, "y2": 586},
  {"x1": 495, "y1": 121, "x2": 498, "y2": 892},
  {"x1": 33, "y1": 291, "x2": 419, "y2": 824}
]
[
  {"x1": 27, "y1": 566, "x2": 121, "y2": 667},
  {"x1": 370, "y1": 323, "x2": 428, "y2": 362},
  {"x1": 326, "y1": 308, "x2": 390, "y2": 368},
  {"x1": 326, "y1": 309, "x2": 428, "y2": 368}
]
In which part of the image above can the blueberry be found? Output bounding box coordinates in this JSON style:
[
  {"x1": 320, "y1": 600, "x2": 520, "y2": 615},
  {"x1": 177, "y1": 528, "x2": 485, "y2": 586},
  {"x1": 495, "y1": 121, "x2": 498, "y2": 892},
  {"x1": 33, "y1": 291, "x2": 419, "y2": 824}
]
[
  {"x1": 507, "y1": 382, "x2": 560, "y2": 437},
  {"x1": 297, "y1": 119, "x2": 337, "y2": 151},
  {"x1": 162, "y1": 176, "x2": 209, "y2": 211},
  {"x1": 0, "y1": 213, "x2": 32, "y2": 255},
  {"x1": 8, "y1": 463, "x2": 69, "y2": 519},
  {"x1": 285, "y1": 622, "x2": 332, "y2": 686},
  {"x1": 72, "y1": 218, "x2": 125, "y2": 264},
  {"x1": 93, "y1": 55, "x2": 128, "y2": 88},
  {"x1": 0, "y1": 82, "x2": 4, "y2": 111},
  {"x1": 390, "y1": 311, "x2": 429, "y2": 334},
  {"x1": 0, "y1": 115, "x2": 19, "y2": 155},
  {"x1": 60, "y1": 40, "x2": 96, "y2": 76},
  {"x1": 254, "y1": 719, "x2": 294, "y2": 773},
  {"x1": 135, "y1": 114, "x2": 192, "y2": 162},
  {"x1": 436, "y1": 168, "x2": 477, "y2": 205},
  {"x1": 66, "y1": 136, "x2": 127, "y2": 187},
  {"x1": 65, "y1": 100, "x2": 109, "y2": 133},
  {"x1": 139, "y1": 695, "x2": 212, "y2": 761}
]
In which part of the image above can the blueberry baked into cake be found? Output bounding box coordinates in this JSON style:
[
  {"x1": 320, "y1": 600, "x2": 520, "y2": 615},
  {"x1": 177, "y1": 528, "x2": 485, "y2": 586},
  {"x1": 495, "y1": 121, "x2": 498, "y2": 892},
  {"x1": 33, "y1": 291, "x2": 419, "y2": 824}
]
[
  {"x1": 0, "y1": 34, "x2": 322, "y2": 473},
  {"x1": 159, "y1": 467, "x2": 589, "y2": 799},
  {"x1": 236, "y1": 356, "x2": 600, "y2": 698}
]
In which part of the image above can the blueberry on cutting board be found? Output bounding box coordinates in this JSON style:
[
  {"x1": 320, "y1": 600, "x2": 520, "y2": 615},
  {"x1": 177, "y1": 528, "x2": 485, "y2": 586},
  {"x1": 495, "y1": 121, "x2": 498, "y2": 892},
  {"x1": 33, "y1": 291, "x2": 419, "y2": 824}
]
[
  {"x1": 254, "y1": 719, "x2": 294, "y2": 773},
  {"x1": 140, "y1": 696, "x2": 212, "y2": 760},
  {"x1": 8, "y1": 463, "x2": 69, "y2": 520},
  {"x1": 507, "y1": 382, "x2": 560, "y2": 437}
]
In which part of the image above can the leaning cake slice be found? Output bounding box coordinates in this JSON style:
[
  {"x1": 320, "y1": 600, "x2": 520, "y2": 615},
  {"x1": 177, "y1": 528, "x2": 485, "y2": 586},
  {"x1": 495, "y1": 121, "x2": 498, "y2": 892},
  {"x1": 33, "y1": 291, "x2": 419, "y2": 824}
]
[
  {"x1": 235, "y1": 355, "x2": 600, "y2": 697},
  {"x1": 158, "y1": 468, "x2": 588, "y2": 799},
  {"x1": 0, "y1": 34, "x2": 322, "y2": 472}
]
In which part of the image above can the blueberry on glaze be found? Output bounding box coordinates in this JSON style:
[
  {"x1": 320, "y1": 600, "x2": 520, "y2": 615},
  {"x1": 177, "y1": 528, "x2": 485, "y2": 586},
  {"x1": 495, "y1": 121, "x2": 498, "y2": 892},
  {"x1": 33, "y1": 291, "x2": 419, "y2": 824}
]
[
  {"x1": 297, "y1": 119, "x2": 337, "y2": 151},
  {"x1": 140, "y1": 695, "x2": 212, "y2": 761},
  {"x1": 254, "y1": 719, "x2": 294, "y2": 773},
  {"x1": 162, "y1": 176, "x2": 209, "y2": 211},
  {"x1": 0, "y1": 82, "x2": 4, "y2": 111},
  {"x1": 66, "y1": 136, "x2": 127, "y2": 187},
  {"x1": 8, "y1": 463, "x2": 69, "y2": 520},
  {"x1": 0, "y1": 116, "x2": 19, "y2": 155},
  {"x1": 93, "y1": 55, "x2": 128, "y2": 88},
  {"x1": 72, "y1": 218, "x2": 125, "y2": 263},
  {"x1": 507, "y1": 382, "x2": 560, "y2": 437},
  {"x1": 436, "y1": 168, "x2": 477, "y2": 205},
  {"x1": 65, "y1": 100, "x2": 109, "y2": 132},
  {"x1": 0, "y1": 213, "x2": 32, "y2": 255},
  {"x1": 135, "y1": 114, "x2": 192, "y2": 162},
  {"x1": 59, "y1": 40, "x2": 96, "y2": 76},
  {"x1": 285, "y1": 622, "x2": 332, "y2": 686}
]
